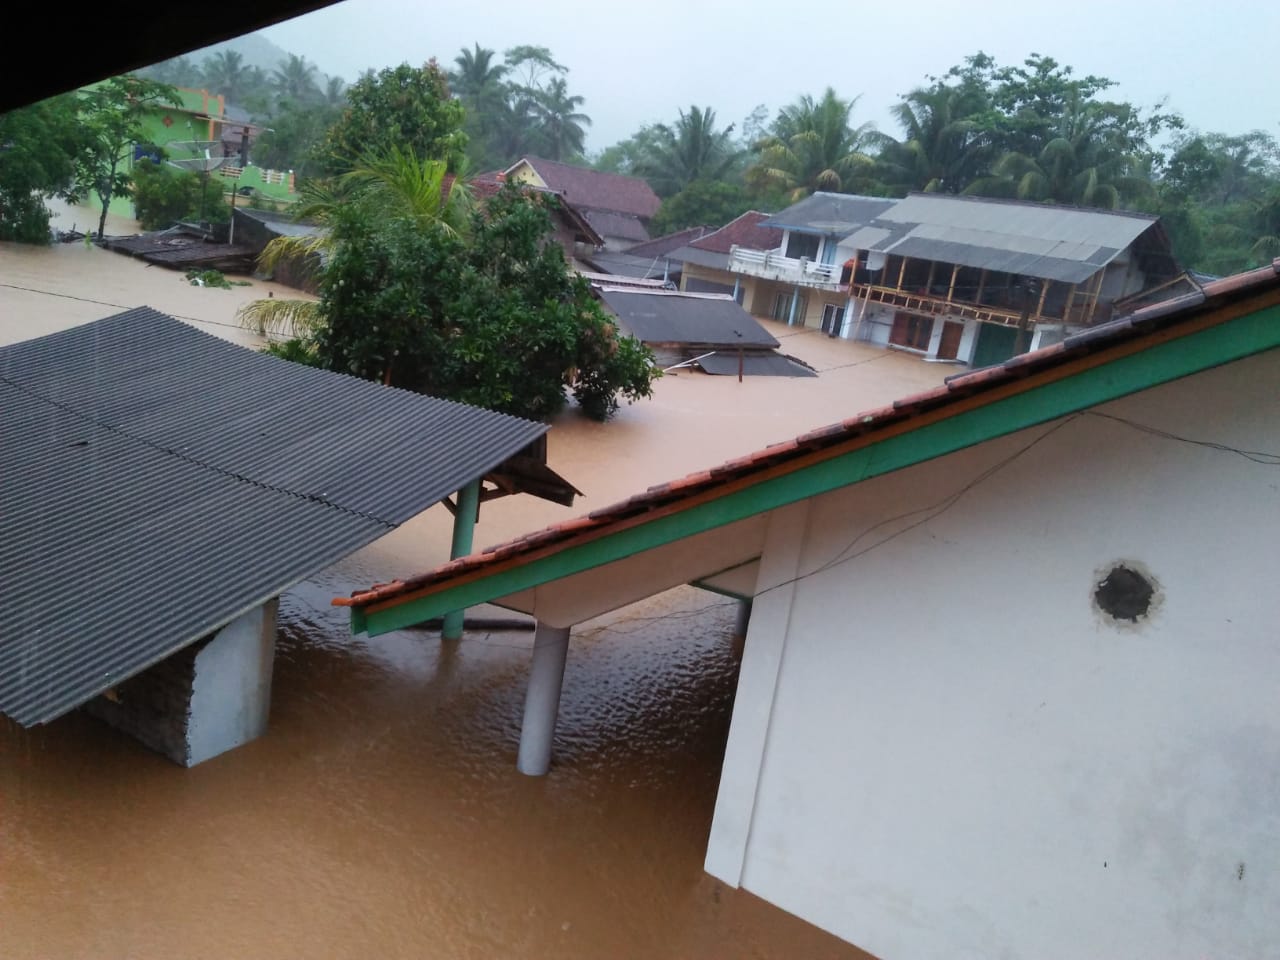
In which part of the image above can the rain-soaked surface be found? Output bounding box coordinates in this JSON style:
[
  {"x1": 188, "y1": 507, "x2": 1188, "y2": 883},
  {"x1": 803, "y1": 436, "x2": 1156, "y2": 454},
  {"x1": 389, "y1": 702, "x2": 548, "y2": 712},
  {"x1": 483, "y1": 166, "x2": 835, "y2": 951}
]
[{"x1": 0, "y1": 204, "x2": 947, "y2": 958}]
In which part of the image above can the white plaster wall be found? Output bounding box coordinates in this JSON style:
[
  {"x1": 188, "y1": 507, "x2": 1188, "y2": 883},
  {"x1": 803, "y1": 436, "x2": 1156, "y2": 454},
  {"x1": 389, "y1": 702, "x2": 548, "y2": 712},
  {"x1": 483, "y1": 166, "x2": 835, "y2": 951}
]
[
  {"x1": 187, "y1": 597, "x2": 278, "y2": 766},
  {"x1": 709, "y1": 349, "x2": 1280, "y2": 959}
]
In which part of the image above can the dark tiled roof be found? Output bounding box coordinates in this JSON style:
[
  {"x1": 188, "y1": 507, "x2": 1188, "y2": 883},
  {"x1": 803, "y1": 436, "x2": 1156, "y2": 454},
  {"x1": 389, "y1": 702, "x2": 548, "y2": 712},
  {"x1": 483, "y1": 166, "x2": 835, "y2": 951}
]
[
  {"x1": 597, "y1": 288, "x2": 779, "y2": 348},
  {"x1": 339, "y1": 259, "x2": 1280, "y2": 612},
  {"x1": 623, "y1": 226, "x2": 712, "y2": 258},
  {"x1": 0, "y1": 309, "x2": 547, "y2": 726},
  {"x1": 510, "y1": 157, "x2": 661, "y2": 219},
  {"x1": 696, "y1": 352, "x2": 817, "y2": 378},
  {"x1": 688, "y1": 211, "x2": 783, "y2": 254},
  {"x1": 582, "y1": 209, "x2": 651, "y2": 244}
]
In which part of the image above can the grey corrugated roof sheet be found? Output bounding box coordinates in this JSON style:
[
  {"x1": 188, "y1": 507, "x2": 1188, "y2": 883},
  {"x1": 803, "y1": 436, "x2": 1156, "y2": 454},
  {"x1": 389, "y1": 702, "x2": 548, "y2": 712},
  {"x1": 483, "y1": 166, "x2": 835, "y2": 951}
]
[
  {"x1": 664, "y1": 245, "x2": 730, "y2": 271},
  {"x1": 761, "y1": 193, "x2": 896, "y2": 238},
  {"x1": 696, "y1": 352, "x2": 817, "y2": 378},
  {"x1": 0, "y1": 308, "x2": 548, "y2": 726},
  {"x1": 234, "y1": 207, "x2": 325, "y2": 239},
  {"x1": 597, "y1": 289, "x2": 778, "y2": 349},
  {"x1": 846, "y1": 193, "x2": 1162, "y2": 284}
]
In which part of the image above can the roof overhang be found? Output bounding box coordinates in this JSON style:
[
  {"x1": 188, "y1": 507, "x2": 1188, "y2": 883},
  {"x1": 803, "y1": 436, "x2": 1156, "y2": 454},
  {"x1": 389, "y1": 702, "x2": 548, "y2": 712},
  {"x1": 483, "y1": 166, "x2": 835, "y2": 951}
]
[{"x1": 340, "y1": 264, "x2": 1280, "y2": 636}]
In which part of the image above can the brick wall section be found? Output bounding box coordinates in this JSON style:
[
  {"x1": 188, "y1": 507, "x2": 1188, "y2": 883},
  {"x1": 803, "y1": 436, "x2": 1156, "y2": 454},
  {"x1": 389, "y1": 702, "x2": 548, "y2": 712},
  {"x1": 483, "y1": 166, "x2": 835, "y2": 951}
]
[{"x1": 83, "y1": 638, "x2": 207, "y2": 765}]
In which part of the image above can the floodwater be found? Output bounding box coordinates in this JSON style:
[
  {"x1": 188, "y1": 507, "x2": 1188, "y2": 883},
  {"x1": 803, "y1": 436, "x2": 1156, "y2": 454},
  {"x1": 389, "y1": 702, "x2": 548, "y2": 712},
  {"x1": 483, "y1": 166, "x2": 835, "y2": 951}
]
[{"x1": 0, "y1": 214, "x2": 947, "y2": 959}]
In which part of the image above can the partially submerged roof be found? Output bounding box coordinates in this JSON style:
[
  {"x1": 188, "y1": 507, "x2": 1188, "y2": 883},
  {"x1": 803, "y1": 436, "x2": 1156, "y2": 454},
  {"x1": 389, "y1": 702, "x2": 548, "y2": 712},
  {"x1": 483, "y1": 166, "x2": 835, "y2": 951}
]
[
  {"x1": 506, "y1": 157, "x2": 661, "y2": 220},
  {"x1": 667, "y1": 211, "x2": 784, "y2": 270},
  {"x1": 338, "y1": 259, "x2": 1280, "y2": 632},
  {"x1": 846, "y1": 193, "x2": 1167, "y2": 284},
  {"x1": 233, "y1": 206, "x2": 325, "y2": 239},
  {"x1": 596, "y1": 288, "x2": 780, "y2": 349},
  {"x1": 0, "y1": 308, "x2": 550, "y2": 726},
  {"x1": 760, "y1": 193, "x2": 895, "y2": 238},
  {"x1": 695, "y1": 352, "x2": 817, "y2": 378}
]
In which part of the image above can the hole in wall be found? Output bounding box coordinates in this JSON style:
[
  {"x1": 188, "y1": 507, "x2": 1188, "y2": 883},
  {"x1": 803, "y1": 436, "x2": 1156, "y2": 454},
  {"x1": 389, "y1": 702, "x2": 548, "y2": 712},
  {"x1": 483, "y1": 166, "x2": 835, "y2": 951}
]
[{"x1": 1094, "y1": 563, "x2": 1157, "y2": 623}]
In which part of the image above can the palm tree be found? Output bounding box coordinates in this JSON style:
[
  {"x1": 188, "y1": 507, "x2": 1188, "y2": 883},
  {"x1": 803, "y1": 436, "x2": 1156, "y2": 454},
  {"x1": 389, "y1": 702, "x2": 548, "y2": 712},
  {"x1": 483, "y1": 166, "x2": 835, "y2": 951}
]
[
  {"x1": 238, "y1": 150, "x2": 472, "y2": 338},
  {"x1": 322, "y1": 76, "x2": 347, "y2": 109},
  {"x1": 966, "y1": 97, "x2": 1153, "y2": 209},
  {"x1": 747, "y1": 89, "x2": 878, "y2": 201},
  {"x1": 531, "y1": 78, "x2": 591, "y2": 161},
  {"x1": 878, "y1": 84, "x2": 989, "y2": 195},
  {"x1": 272, "y1": 55, "x2": 320, "y2": 105},
  {"x1": 637, "y1": 105, "x2": 740, "y2": 197},
  {"x1": 450, "y1": 44, "x2": 508, "y2": 117},
  {"x1": 201, "y1": 51, "x2": 247, "y2": 103}
]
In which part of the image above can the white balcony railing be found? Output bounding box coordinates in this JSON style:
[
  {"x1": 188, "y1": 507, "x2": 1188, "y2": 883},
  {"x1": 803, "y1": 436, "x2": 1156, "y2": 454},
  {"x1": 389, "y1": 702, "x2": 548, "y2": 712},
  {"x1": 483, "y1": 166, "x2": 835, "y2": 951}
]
[{"x1": 728, "y1": 245, "x2": 843, "y2": 287}]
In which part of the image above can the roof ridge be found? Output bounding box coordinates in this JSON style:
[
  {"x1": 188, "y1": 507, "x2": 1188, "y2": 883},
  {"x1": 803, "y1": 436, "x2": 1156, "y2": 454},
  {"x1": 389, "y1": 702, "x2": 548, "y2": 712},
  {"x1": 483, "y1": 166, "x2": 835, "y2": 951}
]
[
  {"x1": 0, "y1": 365, "x2": 401, "y2": 529},
  {"x1": 904, "y1": 191, "x2": 1160, "y2": 222}
]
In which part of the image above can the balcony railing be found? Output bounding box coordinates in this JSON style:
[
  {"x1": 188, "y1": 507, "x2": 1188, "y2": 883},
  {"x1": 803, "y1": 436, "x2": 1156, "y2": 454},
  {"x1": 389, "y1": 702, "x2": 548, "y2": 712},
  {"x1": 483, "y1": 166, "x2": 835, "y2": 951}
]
[
  {"x1": 849, "y1": 283, "x2": 1109, "y2": 328},
  {"x1": 729, "y1": 245, "x2": 843, "y2": 288}
]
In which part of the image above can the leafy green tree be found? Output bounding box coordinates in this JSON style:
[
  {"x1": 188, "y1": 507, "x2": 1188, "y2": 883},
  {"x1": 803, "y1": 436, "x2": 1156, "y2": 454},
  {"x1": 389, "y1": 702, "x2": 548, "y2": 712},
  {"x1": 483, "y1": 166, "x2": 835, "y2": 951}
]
[
  {"x1": 314, "y1": 61, "x2": 466, "y2": 175},
  {"x1": 131, "y1": 157, "x2": 229, "y2": 228},
  {"x1": 252, "y1": 98, "x2": 342, "y2": 176},
  {"x1": 308, "y1": 180, "x2": 655, "y2": 420},
  {"x1": 0, "y1": 93, "x2": 86, "y2": 242},
  {"x1": 321, "y1": 76, "x2": 348, "y2": 109},
  {"x1": 593, "y1": 126, "x2": 660, "y2": 174},
  {"x1": 747, "y1": 89, "x2": 879, "y2": 201},
  {"x1": 73, "y1": 76, "x2": 180, "y2": 237},
  {"x1": 637, "y1": 105, "x2": 740, "y2": 198},
  {"x1": 650, "y1": 179, "x2": 752, "y2": 235}
]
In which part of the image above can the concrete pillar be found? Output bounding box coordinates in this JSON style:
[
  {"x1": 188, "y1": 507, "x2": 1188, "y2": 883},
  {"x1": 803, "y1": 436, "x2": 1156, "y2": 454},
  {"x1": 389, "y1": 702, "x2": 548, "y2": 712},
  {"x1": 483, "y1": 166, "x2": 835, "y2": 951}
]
[
  {"x1": 841, "y1": 296, "x2": 855, "y2": 338},
  {"x1": 732, "y1": 276, "x2": 741, "y2": 303},
  {"x1": 86, "y1": 598, "x2": 278, "y2": 767},
  {"x1": 516, "y1": 622, "x2": 571, "y2": 776},
  {"x1": 734, "y1": 599, "x2": 753, "y2": 638},
  {"x1": 441, "y1": 477, "x2": 481, "y2": 640},
  {"x1": 788, "y1": 287, "x2": 800, "y2": 326}
]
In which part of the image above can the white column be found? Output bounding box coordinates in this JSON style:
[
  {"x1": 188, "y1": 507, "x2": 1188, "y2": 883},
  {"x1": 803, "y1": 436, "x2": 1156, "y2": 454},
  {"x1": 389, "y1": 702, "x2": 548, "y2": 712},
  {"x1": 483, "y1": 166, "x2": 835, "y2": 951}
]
[{"x1": 516, "y1": 622, "x2": 571, "y2": 776}]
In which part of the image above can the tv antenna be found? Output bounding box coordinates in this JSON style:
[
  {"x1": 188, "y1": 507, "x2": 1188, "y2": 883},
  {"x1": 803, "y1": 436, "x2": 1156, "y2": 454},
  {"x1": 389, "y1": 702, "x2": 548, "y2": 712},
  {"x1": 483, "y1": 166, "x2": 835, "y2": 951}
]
[{"x1": 163, "y1": 140, "x2": 227, "y2": 225}]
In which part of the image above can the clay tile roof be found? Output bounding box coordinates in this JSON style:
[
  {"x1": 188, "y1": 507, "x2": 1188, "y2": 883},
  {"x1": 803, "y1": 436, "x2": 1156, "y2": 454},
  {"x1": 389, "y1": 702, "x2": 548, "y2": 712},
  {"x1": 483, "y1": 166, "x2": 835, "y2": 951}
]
[
  {"x1": 337, "y1": 259, "x2": 1280, "y2": 612},
  {"x1": 688, "y1": 211, "x2": 784, "y2": 254},
  {"x1": 622, "y1": 225, "x2": 713, "y2": 258},
  {"x1": 511, "y1": 157, "x2": 661, "y2": 219}
]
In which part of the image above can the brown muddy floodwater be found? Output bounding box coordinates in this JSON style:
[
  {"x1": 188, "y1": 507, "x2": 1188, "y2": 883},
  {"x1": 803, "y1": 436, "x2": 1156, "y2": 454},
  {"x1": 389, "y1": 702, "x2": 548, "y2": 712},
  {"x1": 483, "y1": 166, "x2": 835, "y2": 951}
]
[{"x1": 1, "y1": 213, "x2": 946, "y2": 959}]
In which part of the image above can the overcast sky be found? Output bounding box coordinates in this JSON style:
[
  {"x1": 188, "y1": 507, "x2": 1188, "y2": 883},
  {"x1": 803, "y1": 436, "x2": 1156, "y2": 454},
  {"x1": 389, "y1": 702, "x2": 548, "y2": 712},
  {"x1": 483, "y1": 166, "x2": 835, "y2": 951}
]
[{"x1": 262, "y1": 0, "x2": 1279, "y2": 154}]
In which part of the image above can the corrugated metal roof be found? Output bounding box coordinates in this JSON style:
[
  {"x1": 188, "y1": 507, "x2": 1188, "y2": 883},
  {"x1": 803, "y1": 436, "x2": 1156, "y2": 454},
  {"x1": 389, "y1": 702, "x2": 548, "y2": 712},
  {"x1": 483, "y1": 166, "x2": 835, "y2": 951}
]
[
  {"x1": 760, "y1": 193, "x2": 896, "y2": 238},
  {"x1": 848, "y1": 193, "x2": 1161, "y2": 282},
  {"x1": 596, "y1": 289, "x2": 779, "y2": 348},
  {"x1": 0, "y1": 308, "x2": 548, "y2": 726},
  {"x1": 696, "y1": 352, "x2": 817, "y2": 377}
]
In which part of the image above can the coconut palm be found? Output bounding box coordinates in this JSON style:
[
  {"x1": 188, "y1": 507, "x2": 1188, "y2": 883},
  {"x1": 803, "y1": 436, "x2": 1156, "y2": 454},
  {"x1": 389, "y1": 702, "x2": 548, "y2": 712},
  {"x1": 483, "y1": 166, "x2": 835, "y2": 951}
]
[
  {"x1": 747, "y1": 89, "x2": 878, "y2": 201},
  {"x1": 878, "y1": 84, "x2": 990, "y2": 195},
  {"x1": 272, "y1": 55, "x2": 320, "y2": 105},
  {"x1": 637, "y1": 105, "x2": 740, "y2": 197},
  {"x1": 238, "y1": 149, "x2": 472, "y2": 338},
  {"x1": 531, "y1": 77, "x2": 590, "y2": 161},
  {"x1": 450, "y1": 45, "x2": 508, "y2": 117},
  {"x1": 322, "y1": 76, "x2": 347, "y2": 110},
  {"x1": 966, "y1": 98, "x2": 1153, "y2": 208},
  {"x1": 201, "y1": 51, "x2": 247, "y2": 103}
]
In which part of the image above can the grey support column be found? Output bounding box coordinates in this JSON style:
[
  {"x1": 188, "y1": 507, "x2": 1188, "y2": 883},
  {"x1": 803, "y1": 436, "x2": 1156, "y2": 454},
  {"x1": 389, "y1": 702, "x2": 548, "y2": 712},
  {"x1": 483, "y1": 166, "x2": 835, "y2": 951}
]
[
  {"x1": 734, "y1": 599, "x2": 753, "y2": 638},
  {"x1": 441, "y1": 477, "x2": 481, "y2": 640},
  {"x1": 516, "y1": 622, "x2": 571, "y2": 776}
]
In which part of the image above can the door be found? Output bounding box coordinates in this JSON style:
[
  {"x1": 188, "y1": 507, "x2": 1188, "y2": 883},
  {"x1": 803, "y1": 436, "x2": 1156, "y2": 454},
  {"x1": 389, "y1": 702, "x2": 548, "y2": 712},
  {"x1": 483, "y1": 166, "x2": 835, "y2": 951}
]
[
  {"x1": 890, "y1": 312, "x2": 933, "y2": 351},
  {"x1": 821, "y1": 303, "x2": 846, "y2": 336},
  {"x1": 936, "y1": 321, "x2": 964, "y2": 360},
  {"x1": 970, "y1": 322, "x2": 1018, "y2": 368}
]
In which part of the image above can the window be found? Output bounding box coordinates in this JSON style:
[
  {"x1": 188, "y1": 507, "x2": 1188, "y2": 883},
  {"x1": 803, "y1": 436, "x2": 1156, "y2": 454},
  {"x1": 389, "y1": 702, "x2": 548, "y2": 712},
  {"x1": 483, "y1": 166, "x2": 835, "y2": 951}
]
[
  {"x1": 773, "y1": 292, "x2": 808, "y2": 324},
  {"x1": 889, "y1": 312, "x2": 933, "y2": 351},
  {"x1": 784, "y1": 232, "x2": 820, "y2": 261}
]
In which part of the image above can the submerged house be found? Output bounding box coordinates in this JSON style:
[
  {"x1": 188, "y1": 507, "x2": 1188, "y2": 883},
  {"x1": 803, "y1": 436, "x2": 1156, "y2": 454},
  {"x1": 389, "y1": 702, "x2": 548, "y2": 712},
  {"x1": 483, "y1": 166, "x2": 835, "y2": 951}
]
[
  {"x1": 0, "y1": 309, "x2": 575, "y2": 766},
  {"x1": 338, "y1": 260, "x2": 1280, "y2": 960},
  {"x1": 726, "y1": 192, "x2": 1193, "y2": 366},
  {"x1": 503, "y1": 156, "x2": 662, "y2": 251},
  {"x1": 672, "y1": 211, "x2": 784, "y2": 299},
  {"x1": 594, "y1": 286, "x2": 814, "y2": 376}
]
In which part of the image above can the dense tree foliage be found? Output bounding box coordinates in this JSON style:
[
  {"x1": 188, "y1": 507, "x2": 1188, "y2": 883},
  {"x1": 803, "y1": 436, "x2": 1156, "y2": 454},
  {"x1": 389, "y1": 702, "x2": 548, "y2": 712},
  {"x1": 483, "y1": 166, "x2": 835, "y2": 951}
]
[
  {"x1": 73, "y1": 76, "x2": 180, "y2": 237},
  {"x1": 0, "y1": 93, "x2": 85, "y2": 241},
  {"x1": 131, "y1": 158, "x2": 229, "y2": 229},
  {"x1": 314, "y1": 61, "x2": 467, "y2": 176}
]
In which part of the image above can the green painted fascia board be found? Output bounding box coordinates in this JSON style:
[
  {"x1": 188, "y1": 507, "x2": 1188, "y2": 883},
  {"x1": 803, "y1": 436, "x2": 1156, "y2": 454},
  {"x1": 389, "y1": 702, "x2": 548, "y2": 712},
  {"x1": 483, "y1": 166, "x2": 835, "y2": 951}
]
[{"x1": 358, "y1": 306, "x2": 1280, "y2": 636}]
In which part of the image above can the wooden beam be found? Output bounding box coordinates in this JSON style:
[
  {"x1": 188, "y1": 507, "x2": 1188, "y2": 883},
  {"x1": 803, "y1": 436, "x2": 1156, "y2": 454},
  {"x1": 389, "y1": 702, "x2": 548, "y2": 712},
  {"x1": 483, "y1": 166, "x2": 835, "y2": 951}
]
[
  {"x1": 896, "y1": 256, "x2": 908, "y2": 291},
  {"x1": 976, "y1": 269, "x2": 987, "y2": 304},
  {"x1": 926, "y1": 260, "x2": 937, "y2": 293},
  {"x1": 947, "y1": 264, "x2": 960, "y2": 303},
  {"x1": 1035, "y1": 279, "x2": 1050, "y2": 321}
]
